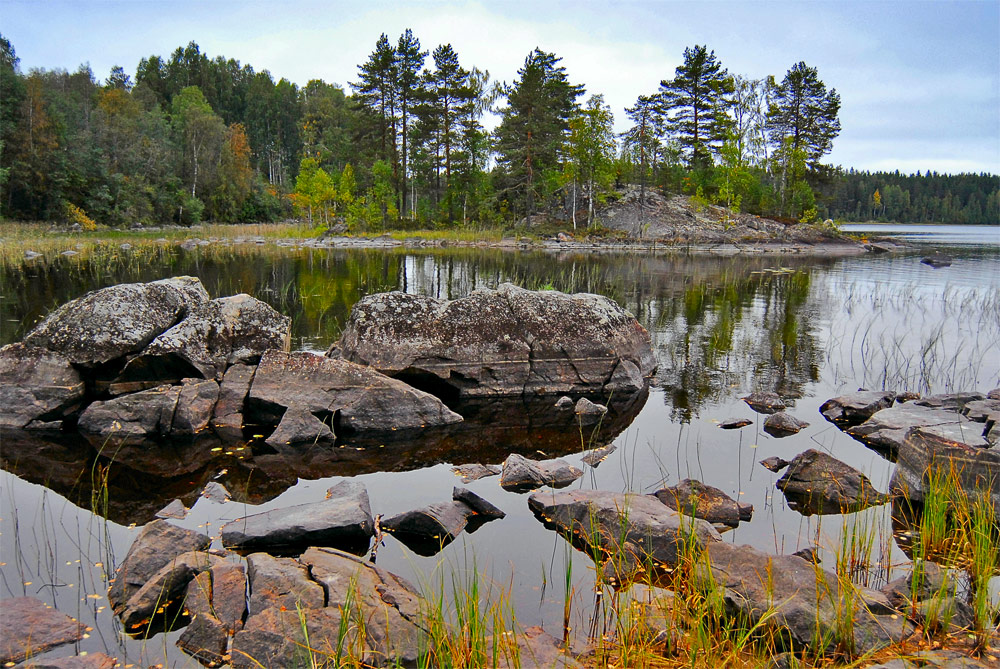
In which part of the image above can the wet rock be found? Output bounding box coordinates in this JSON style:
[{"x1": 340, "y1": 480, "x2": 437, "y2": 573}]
[
  {"x1": 23, "y1": 653, "x2": 119, "y2": 668},
  {"x1": 78, "y1": 384, "x2": 180, "y2": 437},
  {"x1": 245, "y1": 552, "x2": 324, "y2": 613},
  {"x1": 776, "y1": 449, "x2": 888, "y2": 515},
  {"x1": 819, "y1": 390, "x2": 896, "y2": 427},
  {"x1": 846, "y1": 403, "x2": 977, "y2": 456},
  {"x1": 0, "y1": 597, "x2": 85, "y2": 665},
  {"x1": 233, "y1": 547, "x2": 427, "y2": 668},
  {"x1": 211, "y1": 363, "x2": 255, "y2": 432},
  {"x1": 759, "y1": 456, "x2": 790, "y2": 473},
  {"x1": 172, "y1": 378, "x2": 220, "y2": 433},
  {"x1": 451, "y1": 463, "x2": 501, "y2": 482},
  {"x1": 23, "y1": 276, "x2": 208, "y2": 366},
  {"x1": 763, "y1": 411, "x2": 810, "y2": 436},
  {"x1": 581, "y1": 443, "x2": 617, "y2": 466},
  {"x1": 574, "y1": 397, "x2": 608, "y2": 424},
  {"x1": 265, "y1": 405, "x2": 335, "y2": 446},
  {"x1": 719, "y1": 417, "x2": 752, "y2": 429},
  {"x1": 382, "y1": 501, "x2": 474, "y2": 554},
  {"x1": 696, "y1": 541, "x2": 913, "y2": 654},
  {"x1": 742, "y1": 391, "x2": 786, "y2": 414},
  {"x1": 0, "y1": 343, "x2": 85, "y2": 428},
  {"x1": 202, "y1": 481, "x2": 230, "y2": 502},
  {"x1": 555, "y1": 395, "x2": 575, "y2": 410},
  {"x1": 221, "y1": 480, "x2": 373, "y2": 551},
  {"x1": 108, "y1": 520, "x2": 211, "y2": 613},
  {"x1": 913, "y1": 392, "x2": 984, "y2": 411},
  {"x1": 452, "y1": 487, "x2": 506, "y2": 519},
  {"x1": 921, "y1": 254, "x2": 952, "y2": 268},
  {"x1": 247, "y1": 350, "x2": 462, "y2": 432},
  {"x1": 528, "y1": 489, "x2": 720, "y2": 571},
  {"x1": 653, "y1": 478, "x2": 752, "y2": 527},
  {"x1": 119, "y1": 550, "x2": 222, "y2": 629},
  {"x1": 177, "y1": 611, "x2": 228, "y2": 667},
  {"x1": 334, "y1": 283, "x2": 656, "y2": 398},
  {"x1": 155, "y1": 499, "x2": 188, "y2": 519},
  {"x1": 500, "y1": 453, "x2": 583, "y2": 492}
]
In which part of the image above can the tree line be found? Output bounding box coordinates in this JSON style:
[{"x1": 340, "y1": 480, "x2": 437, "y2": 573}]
[{"x1": 0, "y1": 32, "x2": 994, "y2": 229}]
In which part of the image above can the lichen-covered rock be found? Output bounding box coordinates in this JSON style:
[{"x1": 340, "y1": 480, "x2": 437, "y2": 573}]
[
  {"x1": 334, "y1": 283, "x2": 656, "y2": 397},
  {"x1": 653, "y1": 478, "x2": 752, "y2": 527},
  {"x1": 172, "y1": 378, "x2": 220, "y2": 433},
  {"x1": 247, "y1": 350, "x2": 462, "y2": 432},
  {"x1": 776, "y1": 449, "x2": 888, "y2": 515},
  {"x1": 119, "y1": 294, "x2": 290, "y2": 383},
  {"x1": 0, "y1": 343, "x2": 84, "y2": 428},
  {"x1": 23, "y1": 276, "x2": 208, "y2": 366}
]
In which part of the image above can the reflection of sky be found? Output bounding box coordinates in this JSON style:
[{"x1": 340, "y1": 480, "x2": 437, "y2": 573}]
[{"x1": 841, "y1": 223, "x2": 1000, "y2": 248}]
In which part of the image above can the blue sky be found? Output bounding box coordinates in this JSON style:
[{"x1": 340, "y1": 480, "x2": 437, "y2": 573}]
[{"x1": 3, "y1": 0, "x2": 997, "y2": 174}]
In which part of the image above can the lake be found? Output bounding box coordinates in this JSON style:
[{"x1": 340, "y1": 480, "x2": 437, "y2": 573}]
[{"x1": 1, "y1": 225, "x2": 998, "y2": 665}]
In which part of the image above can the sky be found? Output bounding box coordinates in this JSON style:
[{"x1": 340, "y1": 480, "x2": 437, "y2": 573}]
[{"x1": 3, "y1": 0, "x2": 998, "y2": 175}]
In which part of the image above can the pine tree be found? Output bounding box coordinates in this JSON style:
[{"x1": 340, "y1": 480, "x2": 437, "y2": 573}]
[
  {"x1": 766, "y1": 61, "x2": 841, "y2": 169},
  {"x1": 658, "y1": 45, "x2": 734, "y2": 167},
  {"x1": 395, "y1": 29, "x2": 425, "y2": 218}
]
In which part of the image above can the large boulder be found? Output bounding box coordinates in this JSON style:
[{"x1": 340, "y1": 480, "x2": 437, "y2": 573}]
[
  {"x1": 117, "y1": 294, "x2": 290, "y2": 384},
  {"x1": 696, "y1": 542, "x2": 913, "y2": 654},
  {"x1": 776, "y1": 449, "x2": 888, "y2": 515},
  {"x1": 221, "y1": 480, "x2": 374, "y2": 552},
  {"x1": 0, "y1": 343, "x2": 84, "y2": 428},
  {"x1": 247, "y1": 350, "x2": 462, "y2": 432},
  {"x1": 653, "y1": 479, "x2": 752, "y2": 527},
  {"x1": 23, "y1": 276, "x2": 208, "y2": 366},
  {"x1": 334, "y1": 283, "x2": 656, "y2": 397},
  {"x1": 819, "y1": 391, "x2": 896, "y2": 427},
  {"x1": 528, "y1": 489, "x2": 720, "y2": 571}
]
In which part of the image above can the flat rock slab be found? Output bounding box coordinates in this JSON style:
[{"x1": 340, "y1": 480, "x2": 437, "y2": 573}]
[
  {"x1": 23, "y1": 653, "x2": 118, "y2": 669},
  {"x1": 914, "y1": 392, "x2": 984, "y2": 410},
  {"x1": 108, "y1": 520, "x2": 211, "y2": 613},
  {"x1": 221, "y1": 480, "x2": 373, "y2": 551},
  {"x1": 23, "y1": 276, "x2": 208, "y2": 366},
  {"x1": 846, "y1": 403, "x2": 976, "y2": 456},
  {"x1": 77, "y1": 383, "x2": 180, "y2": 437},
  {"x1": 0, "y1": 343, "x2": 84, "y2": 428},
  {"x1": 581, "y1": 443, "x2": 617, "y2": 466},
  {"x1": 452, "y1": 487, "x2": 506, "y2": 519},
  {"x1": 653, "y1": 478, "x2": 752, "y2": 527},
  {"x1": 763, "y1": 411, "x2": 810, "y2": 436},
  {"x1": 500, "y1": 453, "x2": 583, "y2": 492},
  {"x1": 451, "y1": 463, "x2": 501, "y2": 483},
  {"x1": 528, "y1": 489, "x2": 720, "y2": 571},
  {"x1": 698, "y1": 542, "x2": 913, "y2": 654},
  {"x1": 719, "y1": 417, "x2": 752, "y2": 429},
  {"x1": 334, "y1": 283, "x2": 656, "y2": 397},
  {"x1": 776, "y1": 449, "x2": 888, "y2": 515},
  {"x1": 248, "y1": 350, "x2": 463, "y2": 432},
  {"x1": 0, "y1": 597, "x2": 85, "y2": 665},
  {"x1": 155, "y1": 499, "x2": 189, "y2": 519},
  {"x1": 265, "y1": 404, "x2": 335, "y2": 446},
  {"x1": 742, "y1": 391, "x2": 786, "y2": 414},
  {"x1": 820, "y1": 390, "x2": 895, "y2": 427},
  {"x1": 382, "y1": 500, "x2": 474, "y2": 549}
]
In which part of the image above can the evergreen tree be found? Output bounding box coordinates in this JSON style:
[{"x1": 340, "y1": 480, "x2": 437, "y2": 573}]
[
  {"x1": 352, "y1": 34, "x2": 398, "y2": 171},
  {"x1": 395, "y1": 29, "x2": 426, "y2": 218},
  {"x1": 658, "y1": 45, "x2": 734, "y2": 167},
  {"x1": 766, "y1": 61, "x2": 841, "y2": 169},
  {"x1": 494, "y1": 48, "x2": 583, "y2": 220}
]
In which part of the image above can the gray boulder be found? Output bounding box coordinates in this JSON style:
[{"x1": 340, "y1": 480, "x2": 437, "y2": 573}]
[
  {"x1": 451, "y1": 463, "x2": 501, "y2": 483},
  {"x1": 575, "y1": 397, "x2": 608, "y2": 424},
  {"x1": 334, "y1": 283, "x2": 656, "y2": 397},
  {"x1": 763, "y1": 411, "x2": 810, "y2": 436},
  {"x1": 119, "y1": 294, "x2": 290, "y2": 383},
  {"x1": 245, "y1": 552, "x2": 324, "y2": 614},
  {"x1": 776, "y1": 449, "x2": 888, "y2": 515},
  {"x1": 118, "y1": 550, "x2": 221, "y2": 629},
  {"x1": 108, "y1": 520, "x2": 211, "y2": 613},
  {"x1": 221, "y1": 480, "x2": 374, "y2": 551},
  {"x1": 382, "y1": 501, "x2": 475, "y2": 554},
  {"x1": 760, "y1": 456, "x2": 790, "y2": 473},
  {"x1": 452, "y1": 487, "x2": 506, "y2": 519},
  {"x1": 696, "y1": 542, "x2": 913, "y2": 654},
  {"x1": 247, "y1": 350, "x2": 462, "y2": 432},
  {"x1": 719, "y1": 417, "x2": 752, "y2": 429},
  {"x1": 78, "y1": 379, "x2": 218, "y2": 437},
  {"x1": 846, "y1": 403, "x2": 977, "y2": 456},
  {"x1": 653, "y1": 478, "x2": 752, "y2": 527},
  {"x1": 500, "y1": 453, "x2": 583, "y2": 492},
  {"x1": 528, "y1": 489, "x2": 720, "y2": 571},
  {"x1": 23, "y1": 276, "x2": 208, "y2": 366},
  {"x1": 265, "y1": 405, "x2": 335, "y2": 447},
  {"x1": 211, "y1": 362, "x2": 255, "y2": 432},
  {"x1": 742, "y1": 391, "x2": 786, "y2": 414},
  {"x1": 0, "y1": 343, "x2": 84, "y2": 428},
  {"x1": 819, "y1": 390, "x2": 896, "y2": 427},
  {"x1": 171, "y1": 378, "x2": 220, "y2": 433}
]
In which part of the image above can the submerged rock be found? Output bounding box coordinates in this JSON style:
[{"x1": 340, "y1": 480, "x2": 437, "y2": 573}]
[
  {"x1": 776, "y1": 449, "x2": 888, "y2": 515},
  {"x1": 0, "y1": 597, "x2": 85, "y2": 665},
  {"x1": 719, "y1": 417, "x2": 752, "y2": 429},
  {"x1": 451, "y1": 463, "x2": 501, "y2": 483},
  {"x1": 581, "y1": 443, "x2": 618, "y2": 467},
  {"x1": 742, "y1": 391, "x2": 786, "y2": 414},
  {"x1": 759, "y1": 456, "x2": 790, "y2": 473},
  {"x1": 221, "y1": 480, "x2": 374, "y2": 551},
  {"x1": 921, "y1": 254, "x2": 952, "y2": 268},
  {"x1": 819, "y1": 390, "x2": 895, "y2": 427},
  {"x1": 653, "y1": 478, "x2": 752, "y2": 527},
  {"x1": 334, "y1": 283, "x2": 656, "y2": 398},
  {"x1": 23, "y1": 277, "x2": 208, "y2": 366},
  {"x1": 247, "y1": 350, "x2": 463, "y2": 432},
  {"x1": 528, "y1": 489, "x2": 720, "y2": 571},
  {"x1": 499, "y1": 453, "x2": 583, "y2": 492},
  {"x1": 0, "y1": 343, "x2": 84, "y2": 428},
  {"x1": 763, "y1": 411, "x2": 810, "y2": 436}
]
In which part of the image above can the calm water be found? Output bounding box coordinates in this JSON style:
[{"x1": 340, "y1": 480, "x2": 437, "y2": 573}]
[{"x1": 1, "y1": 227, "x2": 998, "y2": 665}]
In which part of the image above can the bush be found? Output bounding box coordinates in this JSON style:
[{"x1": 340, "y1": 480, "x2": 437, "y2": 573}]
[{"x1": 64, "y1": 202, "x2": 97, "y2": 231}]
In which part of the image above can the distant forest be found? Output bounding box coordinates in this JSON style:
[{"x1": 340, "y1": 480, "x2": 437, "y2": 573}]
[{"x1": 0, "y1": 33, "x2": 996, "y2": 229}]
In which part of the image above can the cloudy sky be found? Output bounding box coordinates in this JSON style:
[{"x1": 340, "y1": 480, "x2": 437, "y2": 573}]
[{"x1": 3, "y1": 0, "x2": 997, "y2": 174}]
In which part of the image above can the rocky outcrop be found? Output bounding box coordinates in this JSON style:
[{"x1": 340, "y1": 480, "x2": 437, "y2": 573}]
[
  {"x1": 0, "y1": 343, "x2": 84, "y2": 428},
  {"x1": 776, "y1": 449, "x2": 888, "y2": 515},
  {"x1": 221, "y1": 480, "x2": 374, "y2": 551},
  {"x1": 247, "y1": 350, "x2": 462, "y2": 432},
  {"x1": 653, "y1": 479, "x2": 752, "y2": 527},
  {"x1": 500, "y1": 453, "x2": 583, "y2": 492},
  {"x1": 24, "y1": 276, "x2": 208, "y2": 366},
  {"x1": 819, "y1": 390, "x2": 895, "y2": 427},
  {"x1": 334, "y1": 283, "x2": 656, "y2": 398},
  {"x1": 528, "y1": 489, "x2": 720, "y2": 571}
]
